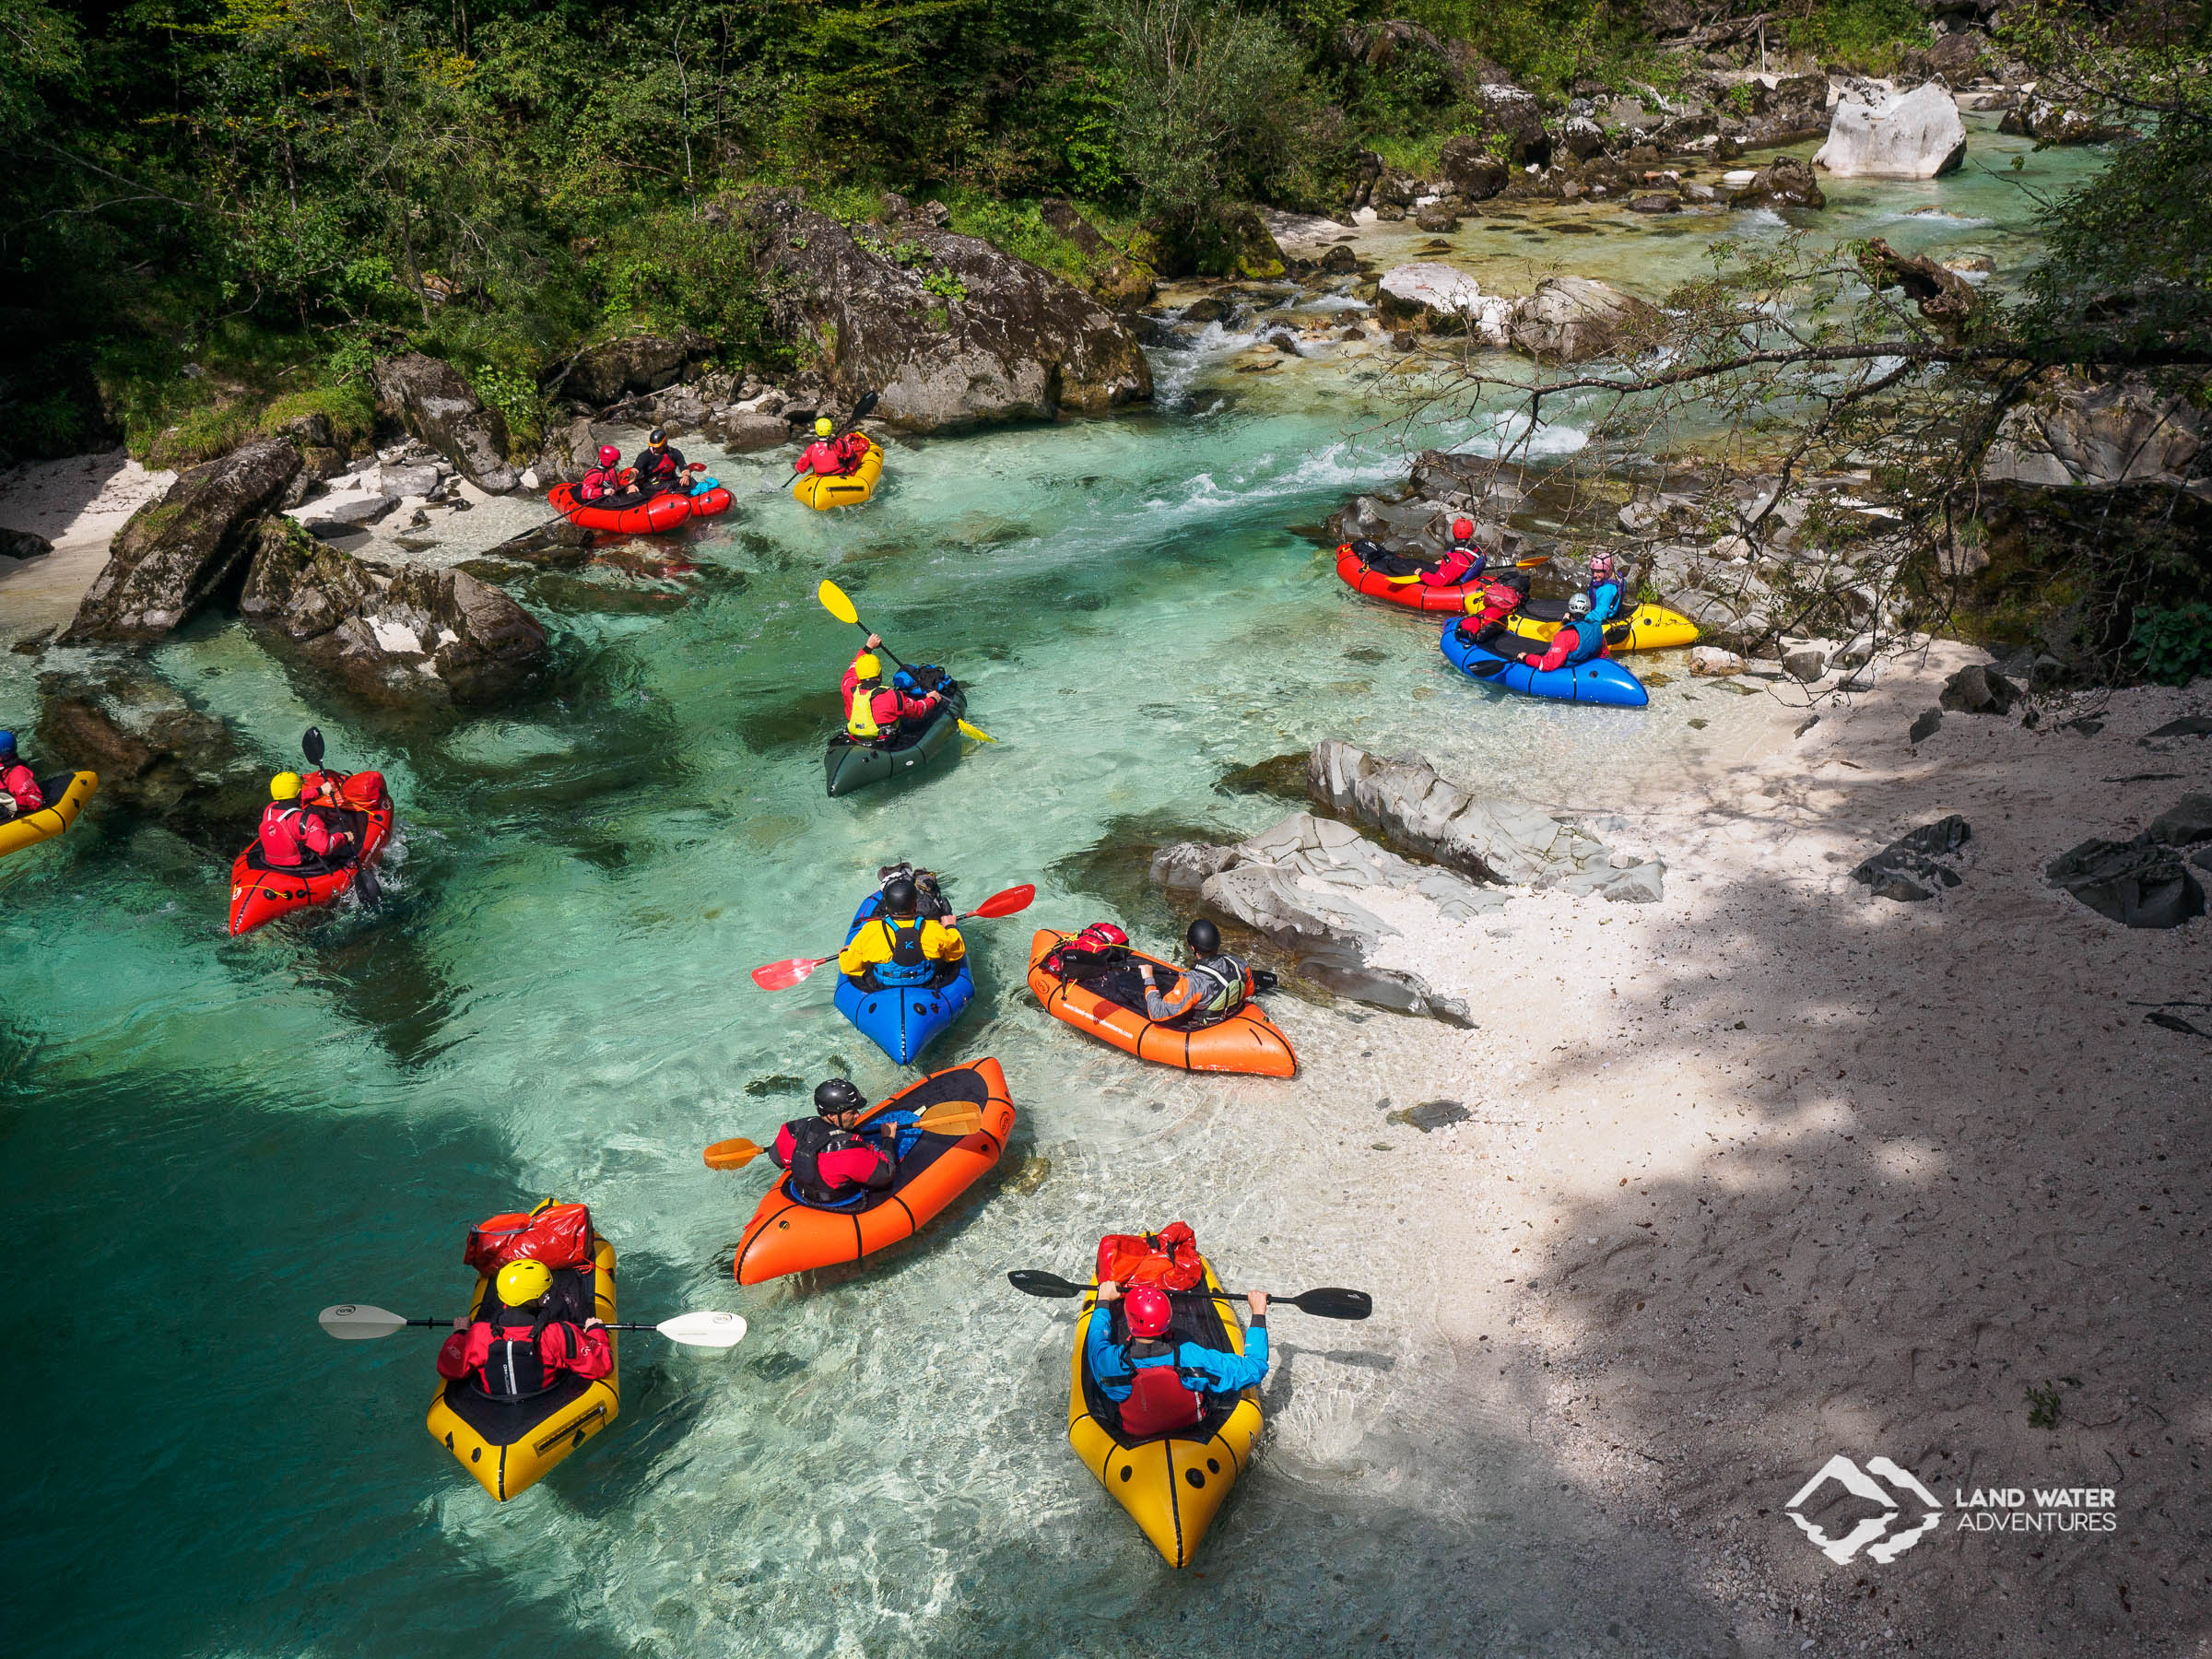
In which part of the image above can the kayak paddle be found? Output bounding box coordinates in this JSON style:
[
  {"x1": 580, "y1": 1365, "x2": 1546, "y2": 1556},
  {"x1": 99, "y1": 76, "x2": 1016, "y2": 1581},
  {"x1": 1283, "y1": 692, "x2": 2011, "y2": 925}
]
[
  {"x1": 317, "y1": 1303, "x2": 748, "y2": 1348},
  {"x1": 764, "y1": 392, "x2": 881, "y2": 492},
  {"x1": 818, "y1": 578, "x2": 997, "y2": 745},
  {"x1": 301, "y1": 725, "x2": 382, "y2": 908},
  {"x1": 1005, "y1": 1270, "x2": 1373, "y2": 1320},
  {"x1": 703, "y1": 1099, "x2": 988, "y2": 1171},
  {"x1": 747, "y1": 881, "x2": 1035, "y2": 990}
]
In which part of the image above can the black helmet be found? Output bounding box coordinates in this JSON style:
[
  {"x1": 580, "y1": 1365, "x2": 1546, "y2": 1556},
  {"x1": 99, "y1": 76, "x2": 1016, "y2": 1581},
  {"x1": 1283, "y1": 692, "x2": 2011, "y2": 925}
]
[
  {"x1": 648, "y1": 427, "x2": 667, "y2": 443},
  {"x1": 814, "y1": 1078, "x2": 865, "y2": 1116},
  {"x1": 1186, "y1": 918, "x2": 1220, "y2": 956},
  {"x1": 1350, "y1": 538, "x2": 1385, "y2": 559},
  {"x1": 881, "y1": 877, "x2": 919, "y2": 917}
]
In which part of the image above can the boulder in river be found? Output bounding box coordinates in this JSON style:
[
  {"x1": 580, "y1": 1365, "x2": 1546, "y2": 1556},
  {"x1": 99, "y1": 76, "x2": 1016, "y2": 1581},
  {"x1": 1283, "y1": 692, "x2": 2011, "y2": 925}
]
[
  {"x1": 2046, "y1": 836, "x2": 2206, "y2": 929},
  {"x1": 744, "y1": 192, "x2": 1151, "y2": 432},
  {"x1": 1813, "y1": 81, "x2": 1967, "y2": 179},
  {"x1": 1729, "y1": 157, "x2": 1826, "y2": 210},
  {"x1": 1376, "y1": 264, "x2": 1512, "y2": 341},
  {"x1": 565, "y1": 333, "x2": 710, "y2": 406},
  {"x1": 370, "y1": 353, "x2": 518, "y2": 494},
  {"x1": 239, "y1": 519, "x2": 548, "y2": 706},
  {"x1": 1509, "y1": 276, "x2": 1662, "y2": 363},
  {"x1": 1998, "y1": 96, "x2": 2126, "y2": 145},
  {"x1": 34, "y1": 665, "x2": 265, "y2": 842},
  {"x1": 61, "y1": 439, "x2": 301, "y2": 643},
  {"x1": 1852, "y1": 815, "x2": 1971, "y2": 901}
]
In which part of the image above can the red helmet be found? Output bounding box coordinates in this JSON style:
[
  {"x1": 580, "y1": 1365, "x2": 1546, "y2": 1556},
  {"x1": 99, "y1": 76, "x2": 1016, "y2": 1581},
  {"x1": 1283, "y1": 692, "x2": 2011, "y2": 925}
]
[
  {"x1": 597, "y1": 444, "x2": 620, "y2": 465},
  {"x1": 1452, "y1": 517, "x2": 1475, "y2": 541},
  {"x1": 1124, "y1": 1285, "x2": 1173, "y2": 1340}
]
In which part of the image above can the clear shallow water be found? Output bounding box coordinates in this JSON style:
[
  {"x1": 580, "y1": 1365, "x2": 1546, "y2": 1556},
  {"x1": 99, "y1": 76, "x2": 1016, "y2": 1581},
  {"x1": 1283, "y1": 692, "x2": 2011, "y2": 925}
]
[{"x1": 0, "y1": 137, "x2": 2088, "y2": 1657}]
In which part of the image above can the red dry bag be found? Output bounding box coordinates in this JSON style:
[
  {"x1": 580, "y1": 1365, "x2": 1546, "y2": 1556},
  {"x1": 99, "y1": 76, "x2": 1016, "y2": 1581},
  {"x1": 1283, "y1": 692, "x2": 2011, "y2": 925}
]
[{"x1": 464, "y1": 1200, "x2": 594, "y2": 1277}]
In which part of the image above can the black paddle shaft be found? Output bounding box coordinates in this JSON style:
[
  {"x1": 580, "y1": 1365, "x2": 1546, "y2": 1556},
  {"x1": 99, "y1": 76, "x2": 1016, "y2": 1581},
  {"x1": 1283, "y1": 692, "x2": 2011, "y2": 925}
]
[{"x1": 1005, "y1": 1270, "x2": 1371, "y2": 1320}]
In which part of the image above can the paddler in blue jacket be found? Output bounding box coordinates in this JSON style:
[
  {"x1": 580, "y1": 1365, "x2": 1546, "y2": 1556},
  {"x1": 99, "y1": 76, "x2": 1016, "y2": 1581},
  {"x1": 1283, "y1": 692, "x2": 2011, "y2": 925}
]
[
  {"x1": 1584, "y1": 551, "x2": 1625, "y2": 624},
  {"x1": 1084, "y1": 1281, "x2": 1270, "y2": 1435},
  {"x1": 1515, "y1": 591, "x2": 1606, "y2": 674}
]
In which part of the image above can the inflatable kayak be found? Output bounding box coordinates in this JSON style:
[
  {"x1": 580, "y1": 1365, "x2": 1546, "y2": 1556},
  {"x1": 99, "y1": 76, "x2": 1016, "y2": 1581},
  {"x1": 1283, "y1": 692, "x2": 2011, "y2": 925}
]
[
  {"x1": 1440, "y1": 618, "x2": 1648, "y2": 708},
  {"x1": 0, "y1": 771, "x2": 97, "y2": 861},
  {"x1": 794, "y1": 439, "x2": 883, "y2": 511},
  {"x1": 425, "y1": 1224, "x2": 618, "y2": 1502},
  {"x1": 832, "y1": 890, "x2": 976, "y2": 1064},
  {"x1": 1333, "y1": 543, "x2": 1480, "y2": 614},
  {"x1": 1508, "y1": 596, "x2": 1699, "y2": 653},
  {"x1": 1068, "y1": 1253, "x2": 1264, "y2": 1568},
  {"x1": 730, "y1": 1057, "x2": 1015, "y2": 1284},
  {"x1": 226, "y1": 771, "x2": 395, "y2": 935},
  {"x1": 824, "y1": 683, "x2": 967, "y2": 797},
  {"x1": 548, "y1": 480, "x2": 733, "y2": 535},
  {"x1": 1027, "y1": 929, "x2": 1297, "y2": 1077}
]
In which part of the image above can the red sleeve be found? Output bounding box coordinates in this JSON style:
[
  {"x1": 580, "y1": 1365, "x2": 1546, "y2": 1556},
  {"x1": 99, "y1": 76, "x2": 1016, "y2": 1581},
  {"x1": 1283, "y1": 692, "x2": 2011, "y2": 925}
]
[
  {"x1": 300, "y1": 814, "x2": 335, "y2": 856},
  {"x1": 1419, "y1": 550, "x2": 1471, "y2": 587},
  {"x1": 1531, "y1": 630, "x2": 1576, "y2": 672},
  {"x1": 817, "y1": 1143, "x2": 890, "y2": 1187},
  {"x1": 771, "y1": 1123, "x2": 796, "y2": 1169},
  {"x1": 567, "y1": 1324, "x2": 614, "y2": 1381},
  {"x1": 897, "y1": 691, "x2": 937, "y2": 720},
  {"x1": 435, "y1": 1329, "x2": 470, "y2": 1379}
]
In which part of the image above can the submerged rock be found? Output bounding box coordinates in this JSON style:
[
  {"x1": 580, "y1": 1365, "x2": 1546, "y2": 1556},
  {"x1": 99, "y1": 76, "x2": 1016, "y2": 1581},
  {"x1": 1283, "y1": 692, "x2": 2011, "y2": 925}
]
[
  {"x1": 1814, "y1": 82, "x2": 1966, "y2": 179},
  {"x1": 33, "y1": 666, "x2": 265, "y2": 843},
  {"x1": 1729, "y1": 157, "x2": 1826, "y2": 211},
  {"x1": 239, "y1": 520, "x2": 549, "y2": 706},
  {"x1": 62, "y1": 439, "x2": 301, "y2": 643},
  {"x1": 743, "y1": 193, "x2": 1151, "y2": 431}
]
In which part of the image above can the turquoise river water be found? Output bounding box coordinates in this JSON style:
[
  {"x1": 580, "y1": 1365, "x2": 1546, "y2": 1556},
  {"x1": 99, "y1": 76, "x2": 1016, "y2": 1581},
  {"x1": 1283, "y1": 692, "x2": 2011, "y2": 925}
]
[{"x1": 0, "y1": 120, "x2": 2105, "y2": 1658}]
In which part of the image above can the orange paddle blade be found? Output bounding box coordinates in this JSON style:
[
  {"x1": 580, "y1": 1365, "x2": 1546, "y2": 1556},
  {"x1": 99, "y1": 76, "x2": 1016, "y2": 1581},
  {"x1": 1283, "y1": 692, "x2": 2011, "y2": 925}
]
[
  {"x1": 704, "y1": 1137, "x2": 767, "y2": 1171},
  {"x1": 750, "y1": 956, "x2": 830, "y2": 991},
  {"x1": 963, "y1": 883, "x2": 1036, "y2": 921},
  {"x1": 912, "y1": 1104, "x2": 983, "y2": 1135}
]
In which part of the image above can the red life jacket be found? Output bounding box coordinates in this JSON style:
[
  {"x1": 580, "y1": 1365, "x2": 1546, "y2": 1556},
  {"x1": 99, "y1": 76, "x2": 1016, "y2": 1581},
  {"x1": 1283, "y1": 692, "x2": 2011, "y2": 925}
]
[
  {"x1": 1118, "y1": 1341, "x2": 1205, "y2": 1436},
  {"x1": 2, "y1": 762, "x2": 43, "y2": 811},
  {"x1": 472, "y1": 1308, "x2": 578, "y2": 1402},
  {"x1": 257, "y1": 803, "x2": 309, "y2": 866}
]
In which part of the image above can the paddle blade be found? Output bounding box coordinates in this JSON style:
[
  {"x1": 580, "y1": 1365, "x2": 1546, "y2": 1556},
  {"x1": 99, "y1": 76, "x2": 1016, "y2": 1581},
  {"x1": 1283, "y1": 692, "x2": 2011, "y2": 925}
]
[
  {"x1": 656, "y1": 1311, "x2": 748, "y2": 1349},
  {"x1": 850, "y1": 391, "x2": 880, "y2": 422},
  {"x1": 302, "y1": 725, "x2": 326, "y2": 766},
  {"x1": 1284, "y1": 1288, "x2": 1373, "y2": 1321},
  {"x1": 964, "y1": 883, "x2": 1036, "y2": 921},
  {"x1": 750, "y1": 957, "x2": 829, "y2": 991},
  {"x1": 911, "y1": 1105, "x2": 983, "y2": 1137},
  {"x1": 318, "y1": 1303, "x2": 410, "y2": 1340},
  {"x1": 703, "y1": 1137, "x2": 767, "y2": 1171},
  {"x1": 955, "y1": 719, "x2": 997, "y2": 745},
  {"x1": 1007, "y1": 1269, "x2": 1085, "y2": 1300},
  {"x1": 818, "y1": 579, "x2": 860, "y2": 627},
  {"x1": 1468, "y1": 658, "x2": 1510, "y2": 679}
]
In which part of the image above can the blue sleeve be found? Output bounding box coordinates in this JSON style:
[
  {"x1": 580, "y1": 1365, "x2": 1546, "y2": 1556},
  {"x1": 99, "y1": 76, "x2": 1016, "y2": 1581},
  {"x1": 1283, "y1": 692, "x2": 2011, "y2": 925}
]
[
  {"x1": 1179, "y1": 1327, "x2": 1268, "y2": 1394},
  {"x1": 872, "y1": 1110, "x2": 923, "y2": 1161},
  {"x1": 1084, "y1": 1307, "x2": 1133, "y2": 1400},
  {"x1": 1592, "y1": 581, "x2": 1623, "y2": 622}
]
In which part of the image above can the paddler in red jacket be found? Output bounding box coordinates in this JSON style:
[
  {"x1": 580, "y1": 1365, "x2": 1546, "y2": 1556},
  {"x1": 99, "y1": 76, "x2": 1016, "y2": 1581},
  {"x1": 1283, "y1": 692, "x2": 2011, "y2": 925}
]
[
  {"x1": 256, "y1": 772, "x2": 353, "y2": 866},
  {"x1": 1418, "y1": 517, "x2": 1487, "y2": 587},
  {"x1": 841, "y1": 639, "x2": 941, "y2": 743},
  {"x1": 771, "y1": 1080, "x2": 923, "y2": 1210},
  {"x1": 796, "y1": 417, "x2": 871, "y2": 476},
  {"x1": 437, "y1": 1259, "x2": 611, "y2": 1399},
  {"x1": 0, "y1": 730, "x2": 42, "y2": 820}
]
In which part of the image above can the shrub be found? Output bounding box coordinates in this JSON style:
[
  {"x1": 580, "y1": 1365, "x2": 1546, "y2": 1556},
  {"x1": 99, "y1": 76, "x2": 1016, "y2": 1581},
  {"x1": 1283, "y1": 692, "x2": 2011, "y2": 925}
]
[{"x1": 2130, "y1": 603, "x2": 2212, "y2": 686}]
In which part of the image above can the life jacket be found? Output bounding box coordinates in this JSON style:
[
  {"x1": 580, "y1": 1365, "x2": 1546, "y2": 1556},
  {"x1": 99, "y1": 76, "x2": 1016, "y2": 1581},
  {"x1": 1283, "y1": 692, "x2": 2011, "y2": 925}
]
[
  {"x1": 846, "y1": 684, "x2": 886, "y2": 739},
  {"x1": 1586, "y1": 578, "x2": 1624, "y2": 624},
  {"x1": 1181, "y1": 955, "x2": 1250, "y2": 1024},
  {"x1": 1117, "y1": 1339, "x2": 1205, "y2": 1437},
  {"x1": 867, "y1": 915, "x2": 935, "y2": 987},
  {"x1": 256, "y1": 803, "x2": 310, "y2": 866},
  {"x1": 782, "y1": 1115, "x2": 880, "y2": 1209},
  {"x1": 1559, "y1": 620, "x2": 1606, "y2": 666},
  {"x1": 578, "y1": 466, "x2": 624, "y2": 502},
  {"x1": 472, "y1": 1305, "x2": 578, "y2": 1403},
  {"x1": 2, "y1": 762, "x2": 43, "y2": 811},
  {"x1": 837, "y1": 433, "x2": 871, "y2": 473}
]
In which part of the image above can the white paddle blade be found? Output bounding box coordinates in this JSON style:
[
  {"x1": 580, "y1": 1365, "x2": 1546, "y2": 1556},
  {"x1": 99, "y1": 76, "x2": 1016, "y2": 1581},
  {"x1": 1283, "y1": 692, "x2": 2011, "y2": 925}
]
[
  {"x1": 656, "y1": 1311, "x2": 748, "y2": 1349},
  {"x1": 319, "y1": 1303, "x2": 411, "y2": 1340}
]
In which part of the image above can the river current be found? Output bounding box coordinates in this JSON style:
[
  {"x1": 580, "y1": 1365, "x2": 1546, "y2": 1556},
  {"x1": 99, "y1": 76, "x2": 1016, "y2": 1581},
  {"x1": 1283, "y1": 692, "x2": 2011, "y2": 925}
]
[{"x1": 1, "y1": 121, "x2": 2104, "y2": 1657}]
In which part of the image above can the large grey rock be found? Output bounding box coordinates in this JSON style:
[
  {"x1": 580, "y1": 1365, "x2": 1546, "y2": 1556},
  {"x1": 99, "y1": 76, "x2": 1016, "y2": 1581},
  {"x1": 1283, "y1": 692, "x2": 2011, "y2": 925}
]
[
  {"x1": 1984, "y1": 376, "x2": 2202, "y2": 488},
  {"x1": 1853, "y1": 815, "x2": 1971, "y2": 901},
  {"x1": 33, "y1": 666, "x2": 265, "y2": 843},
  {"x1": 743, "y1": 193, "x2": 1151, "y2": 432},
  {"x1": 1814, "y1": 82, "x2": 1967, "y2": 178},
  {"x1": 530, "y1": 416, "x2": 605, "y2": 487},
  {"x1": 61, "y1": 440, "x2": 301, "y2": 642},
  {"x1": 1729, "y1": 156, "x2": 1826, "y2": 210},
  {"x1": 1376, "y1": 264, "x2": 1513, "y2": 340},
  {"x1": 239, "y1": 519, "x2": 548, "y2": 706},
  {"x1": 1437, "y1": 135, "x2": 1509, "y2": 202},
  {"x1": 1939, "y1": 662, "x2": 2019, "y2": 714},
  {"x1": 369, "y1": 353, "x2": 518, "y2": 494},
  {"x1": 1472, "y1": 82, "x2": 1549, "y2": 164},
  {"x1": 704, "y1": 409, "x2": 795, "y2": 452},
  {"x1": 1998, "y1": 96, "x2": 2125, "y2": 145},
  {"x1": 566, "y1": 333, "x2": 709, "y2": 406},
  {"x1": 2046, "y1": 837, "x2": 2206, "y2": 929},
  {"x1": 1509, "y1": 276, "x2": 1661, "y2": 362},
  {"x1": 2148, "y1": 794, "x2": 2212, "y2": 848},
  {"x1": 1309, "y1": 738, "x2": 1619, "y2": 886}
]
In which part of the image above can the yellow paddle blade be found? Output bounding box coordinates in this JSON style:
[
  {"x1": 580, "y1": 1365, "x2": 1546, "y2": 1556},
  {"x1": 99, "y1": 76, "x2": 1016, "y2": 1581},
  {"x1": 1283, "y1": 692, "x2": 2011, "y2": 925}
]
[
  {"x1": 911, "y1": 1104, "x2": 984, "y2": 1135},
  {"x1": 955, "y1": 719, "x2": 996, "y2": 745},
  {"x1": 818, "y1": 580, "x2": 859, "y2": 626}
]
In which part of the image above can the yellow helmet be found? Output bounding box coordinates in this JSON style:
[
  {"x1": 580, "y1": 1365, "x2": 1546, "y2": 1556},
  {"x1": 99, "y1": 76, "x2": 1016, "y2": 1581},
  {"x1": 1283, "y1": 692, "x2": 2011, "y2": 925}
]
[
  {"x1": 495, "y1": 1258, "x2": 554, "y2": 1307},
  {"x1": 815, "y1": 417, "x2": 834, "y2": 437},
  {"x1": 269, "y1": 771, "x2": 301, "y2": 802},
  {"x1": 853, "y1": 653, "x2": 881, "y2": 681}
]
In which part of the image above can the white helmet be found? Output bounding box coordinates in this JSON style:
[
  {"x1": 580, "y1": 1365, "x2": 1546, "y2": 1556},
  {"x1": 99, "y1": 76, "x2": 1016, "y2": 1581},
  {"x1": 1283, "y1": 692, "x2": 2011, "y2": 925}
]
[{"x1": 1567, "y1": 593, "x2": 1594, "y2": 618}]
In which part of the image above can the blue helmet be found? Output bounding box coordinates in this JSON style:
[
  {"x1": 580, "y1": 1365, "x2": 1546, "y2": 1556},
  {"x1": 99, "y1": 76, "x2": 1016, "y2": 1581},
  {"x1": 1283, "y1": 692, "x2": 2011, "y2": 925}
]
[{"x1": 0, "y1": 730, "x2": 15, "y2": 754}]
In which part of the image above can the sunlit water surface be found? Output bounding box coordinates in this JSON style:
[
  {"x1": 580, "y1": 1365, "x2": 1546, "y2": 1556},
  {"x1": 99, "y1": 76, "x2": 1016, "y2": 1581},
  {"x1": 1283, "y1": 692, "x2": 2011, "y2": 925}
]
[{"x1": 0, "y1": 121, "x2": 2097, "y2": 1657}]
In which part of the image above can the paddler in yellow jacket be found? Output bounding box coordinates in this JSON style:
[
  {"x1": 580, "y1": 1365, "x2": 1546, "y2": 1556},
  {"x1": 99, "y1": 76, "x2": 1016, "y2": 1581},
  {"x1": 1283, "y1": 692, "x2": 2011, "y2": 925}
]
[
  {"x1": 837, "y1": 876, "x2": 965, "y2": 990},
  {"x1": 840, "y1": 639, "x2": 943, "y2": 745}
]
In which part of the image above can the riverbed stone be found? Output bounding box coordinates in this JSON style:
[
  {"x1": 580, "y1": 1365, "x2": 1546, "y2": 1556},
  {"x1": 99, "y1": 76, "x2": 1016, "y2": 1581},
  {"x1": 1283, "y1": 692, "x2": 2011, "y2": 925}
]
[
  {"x1": 1376, "y1": 263, "x2": 1513, "y2": 340},
  {"x1": 2148, "y1": 794, "x2": 2212, "y2": 848},
  {"x1": 61, "y1": 439, "x2": 302, "y2": 643},
  {"x1": 2046, "y1": 836, "x2": 2206, "y2": 929},
  {"x1": 1689, "y1": 645, "x2": 1747, "y2": 677},
  {"x1": 1509, "y1": 276, "x2": 1662, "y2": 362},
  {"x1": 33, "y1": 665, "x2": 265, "y2": 843},
  {"x1": 1729, "y1": 156, "x2": 1827, "y2": 210},
  {"x1": 1814, "y1": 81, "x2": 1967, "y2": 178},
  {"x1": 1852, "y1": 815, "x2": 1971, "y2": 901},
  {"x1": 1939, "y1": 662, "x2": 2019, "y2": 714}
]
